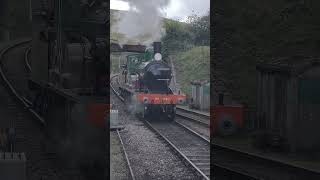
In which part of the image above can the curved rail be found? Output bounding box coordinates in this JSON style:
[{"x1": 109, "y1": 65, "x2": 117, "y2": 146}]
[
  {"x1": 177, "y1": 103, "x2": 320, "y2": 178},
  {"x1": 111, "y1": 74, "x2": 135, "y2": 179},
  {"x1": 177, "y1": 106, "x2": 320, "y2": 178},
  {"x1": 110, "y1": 74, "x2": 124, "y2": 102},
  {"x1": 117, "y1": 129, "x2": 136, "y2": 180},
  {"x1": 0, "y1": 39, "x2": 45, "y2": 125},
  {"x1": 24, "y1": 46, "x2": 32, "y2": 72}
]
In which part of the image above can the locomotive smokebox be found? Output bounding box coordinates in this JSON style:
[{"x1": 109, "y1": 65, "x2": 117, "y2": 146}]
[{"x1": 153, "y1": 42, "x2": 161, "y2": 54}]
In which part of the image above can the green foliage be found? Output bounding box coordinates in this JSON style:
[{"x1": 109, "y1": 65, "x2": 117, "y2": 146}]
[
  {"x1": 161, "y1": 12, "x2": 210, "y2": 96},
  {"x1": 161, "y1": 20, "x2": 194, "y2": 58},
  {"x1": 174, "y1": 46, "x2": 210, "y2": 95},
  {"x1": 161, "y1": 12, "x2": 210, "y2": 58},
  {"x1": 214, "y1": 0, "x2": 320, "y2": 105},
  {"x1": 110, "y1": 10, "x2": 210, "y2": 96},
  {"x1": 186, "y1": 12, "x2": 210, "y2": 46}
]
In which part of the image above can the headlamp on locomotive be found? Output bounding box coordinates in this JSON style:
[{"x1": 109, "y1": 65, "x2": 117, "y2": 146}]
[{"x1": 119, "y1": 42, "x2": 186, "y2": 120}]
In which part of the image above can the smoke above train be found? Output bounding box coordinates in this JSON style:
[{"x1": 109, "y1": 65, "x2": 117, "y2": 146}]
[{"x1": 111, "y1": 0, "x2": 169, "y2": 45}]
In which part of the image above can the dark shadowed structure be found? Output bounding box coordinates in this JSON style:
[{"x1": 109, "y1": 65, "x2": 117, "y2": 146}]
[{"x1": 256, "y1": 56, "x2": 320, "y2": 152}]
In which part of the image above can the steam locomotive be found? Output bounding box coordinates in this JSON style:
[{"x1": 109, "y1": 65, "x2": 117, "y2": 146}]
[
  {"x1": 118, "y1": 42, "x2": 186, "y2": 120},
  {"x1": 28, "y1": 0, "x2": 109, "y2": 178}
]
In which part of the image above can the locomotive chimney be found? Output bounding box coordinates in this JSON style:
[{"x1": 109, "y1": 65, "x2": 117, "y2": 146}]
[{"x1": 153, "y1": 42, "x2": 161, "y2": 54}]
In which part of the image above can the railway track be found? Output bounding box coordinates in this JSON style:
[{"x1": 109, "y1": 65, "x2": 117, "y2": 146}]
[
  {"x1": 111, "y1": 74, "x2": 210, "y2": 179},
  {"x1": 0, "y1": 39, "x2": 92, "y2": 179},
  {"x1": 115, "y1": 129, "x2": 136, "y2": 180},
  {"x1": 0, "y1": 39, "x2": 62, "y2": 179},
  {"x1": 0, "y1": 39, "x2": 45, "y2": 124},
  {"x1": 175, "y1": 106, "x2": 210, "y2": 140},
  {"x1": 112, "y1": 74, "x2": 288, "y2": 180},
  {"x1": 176, "y1": 106, "x2": 210, "y2": 126},
  {"x1": 212, "y1": 142, "x2": 320, "y2": 180},
  {"x1": 145, "y1": 119, "x2": 211, "y2": 179},
  {"x1": 174, "y1": 101, "x2": 320, "y2": 179}
]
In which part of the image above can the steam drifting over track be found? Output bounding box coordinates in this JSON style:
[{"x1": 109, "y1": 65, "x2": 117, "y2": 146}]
[{"x1": 111, "y1": 74, "x2": 210, "y2": 179}]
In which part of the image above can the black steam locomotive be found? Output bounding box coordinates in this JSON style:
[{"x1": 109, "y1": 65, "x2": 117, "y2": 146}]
[{"x1": 118, "y1": 42, "x2": 186, "y2": 120}]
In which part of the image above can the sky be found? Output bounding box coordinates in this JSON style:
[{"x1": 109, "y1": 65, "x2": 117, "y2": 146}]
[{"x1": 110, "y1": 0, "x2": 210, "y2": 22}]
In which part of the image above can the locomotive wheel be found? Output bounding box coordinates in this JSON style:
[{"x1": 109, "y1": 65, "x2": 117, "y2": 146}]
[{"x1": 217, "y1": 115, "x2": 237, "y2": 136}]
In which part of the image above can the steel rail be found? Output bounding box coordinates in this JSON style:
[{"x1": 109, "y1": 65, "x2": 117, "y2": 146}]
[
  {"x1": 116, "y1": 129, "x2": 136, "y2": 180},
  {"x1": 143, "y1": 119, "x2": 210, "y2": 180},
  {"x1": 0, "y1": 39, "x2": 45, "y2": 125},
  {"x1": 174, "y1": 120, "x2": 210, "y2": 143},
  {"x1": 110, "y1": 74, "x2": 209, "y2": 179},
  {"x1": 176, "y1": 106, "x2": 210, "y2": 118},
  {"x1": 212, "y1": 142, "x2": 320, "y2": 179},
  {"x1": 110, "y1": 73, "x2": 264, "y2": 180},
  {"x1": 110, "y1": 74, "x2": 124, "y2": 102},
  {"x1": 177, "y1": 105, "x2": 320, "y2": 178},
  {"x1": 176, "y1": 107, "x2": 210, "y2": 126},
  {"x1": 24, "y1": 46, "x2": 32, "y2": 72}
]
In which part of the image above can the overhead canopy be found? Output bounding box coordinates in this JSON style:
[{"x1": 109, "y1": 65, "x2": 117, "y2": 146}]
[{"x1": 256, "y1": 56, "x2": 320, "y2": 75}]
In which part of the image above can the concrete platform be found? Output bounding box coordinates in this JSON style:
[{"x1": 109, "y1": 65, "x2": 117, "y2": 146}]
[{"x1": 0, "y1": 152, "x2": 26, "y2": 180}]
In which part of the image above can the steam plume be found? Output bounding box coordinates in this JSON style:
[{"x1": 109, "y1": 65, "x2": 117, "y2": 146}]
[{"x1": 112, "y1": 0, "x2": 170, "y2": 45}]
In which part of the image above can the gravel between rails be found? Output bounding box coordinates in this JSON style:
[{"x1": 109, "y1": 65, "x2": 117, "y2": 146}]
[
  {"x1": 110, "y1": 89, "x2": 198, "y2": 180},
  {"x1": 110, "y1": 131, "x2": 131, "y2": 180}
]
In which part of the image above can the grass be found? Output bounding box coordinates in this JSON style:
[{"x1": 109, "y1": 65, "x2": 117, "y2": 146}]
[{"x1": 172, "y1": 46, "x2": 210, "y2": 96}]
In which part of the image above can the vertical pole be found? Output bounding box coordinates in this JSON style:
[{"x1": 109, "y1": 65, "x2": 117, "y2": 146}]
[
  {"x1": 29, "y1": 0, "x2": 32, "y2": 21},
  {"x1": 56, "y1": 0, "x2": 63, "y2": 86}
]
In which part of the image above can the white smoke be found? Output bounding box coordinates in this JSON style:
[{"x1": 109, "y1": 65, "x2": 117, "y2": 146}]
[{"x1": 112, "y1": 0, "x2": 170, "y2": 45}]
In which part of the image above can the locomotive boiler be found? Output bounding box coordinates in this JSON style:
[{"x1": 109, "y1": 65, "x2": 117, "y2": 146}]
[
  {"x1": 119, "y1": 42, "x2": 186, "y2": 120},
  {"x1": 138, "y1": 59, "x2": 173, "y2": 93}
]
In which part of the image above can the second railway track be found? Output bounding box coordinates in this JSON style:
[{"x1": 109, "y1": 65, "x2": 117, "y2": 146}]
[
  {"x1": 112, "y1": 129, "x2": 136, "y2": 180},
  {"x1": 0, "y1": 39, "x2": 62, "y2": 179},
  {"x1": 175, "y1": 107, "x2": 210, "y2": 140},
  {"x1": 176, "y1": 106, "x2": 210, "y2": 126},
  {"x1": 0, "y1": 39, "x2": 90, "y2": 179},
  {"x1": 111, "y1": 74, "x2": 283, "y2": 180}
]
